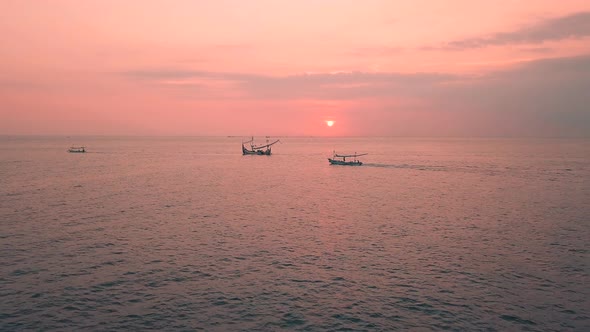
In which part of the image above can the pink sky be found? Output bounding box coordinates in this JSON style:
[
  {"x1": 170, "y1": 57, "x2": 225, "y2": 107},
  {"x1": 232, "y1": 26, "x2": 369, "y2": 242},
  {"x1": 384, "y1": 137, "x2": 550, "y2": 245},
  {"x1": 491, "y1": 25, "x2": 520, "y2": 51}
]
[{"x1": 1, "y1": 0, "x2": 589, "y2": 136}]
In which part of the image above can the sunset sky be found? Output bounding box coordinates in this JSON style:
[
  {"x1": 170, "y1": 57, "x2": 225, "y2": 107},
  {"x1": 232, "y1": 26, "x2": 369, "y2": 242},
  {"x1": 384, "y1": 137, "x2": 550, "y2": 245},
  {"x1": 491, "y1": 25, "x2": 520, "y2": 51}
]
[{"x1": 1, "y1": 0, "x2": 589, "y2": 136}]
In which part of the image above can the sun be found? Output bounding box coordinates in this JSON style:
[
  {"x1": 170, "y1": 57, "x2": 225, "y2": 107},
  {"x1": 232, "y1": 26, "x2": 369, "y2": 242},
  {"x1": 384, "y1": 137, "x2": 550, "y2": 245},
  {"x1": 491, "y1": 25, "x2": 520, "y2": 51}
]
[{"x1": 326, "y1": 120, "x2": 335, "y2": 127}]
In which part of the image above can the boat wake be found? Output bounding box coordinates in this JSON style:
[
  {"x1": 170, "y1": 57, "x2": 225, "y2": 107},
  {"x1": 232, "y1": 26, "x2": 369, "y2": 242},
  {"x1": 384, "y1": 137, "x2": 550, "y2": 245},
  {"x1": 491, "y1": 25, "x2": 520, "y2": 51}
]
[{"x1": 362, "y1": 163, "x2": 449, "y2": 171}]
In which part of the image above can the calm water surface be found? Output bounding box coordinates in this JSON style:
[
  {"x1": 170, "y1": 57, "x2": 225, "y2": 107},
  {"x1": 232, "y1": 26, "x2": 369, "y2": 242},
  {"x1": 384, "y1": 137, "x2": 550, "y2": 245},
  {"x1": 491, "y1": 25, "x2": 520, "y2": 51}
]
[{"x1": 1, "y1": 137, "x2": 589, "y2": 331}]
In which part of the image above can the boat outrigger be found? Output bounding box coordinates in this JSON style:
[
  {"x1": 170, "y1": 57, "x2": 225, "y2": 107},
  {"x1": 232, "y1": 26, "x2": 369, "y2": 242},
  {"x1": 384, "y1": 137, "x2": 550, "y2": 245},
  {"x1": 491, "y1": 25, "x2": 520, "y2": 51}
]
[
  {"x1": 328, "y1": 151, "x2": 367, "y2": 166},
  {"x1": 68, "y1": 146, "x2": 86, "y2": 153},
  {"x1": 242, "y1": 137, "x2": 280, "y2": 155}
]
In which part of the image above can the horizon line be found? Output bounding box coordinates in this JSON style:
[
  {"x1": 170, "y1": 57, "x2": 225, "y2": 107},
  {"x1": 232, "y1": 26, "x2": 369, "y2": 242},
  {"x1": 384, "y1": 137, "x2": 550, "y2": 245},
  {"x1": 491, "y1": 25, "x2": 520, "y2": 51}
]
[{"x1": 1, "y1": 134, "x2": 589, "y2": 139}]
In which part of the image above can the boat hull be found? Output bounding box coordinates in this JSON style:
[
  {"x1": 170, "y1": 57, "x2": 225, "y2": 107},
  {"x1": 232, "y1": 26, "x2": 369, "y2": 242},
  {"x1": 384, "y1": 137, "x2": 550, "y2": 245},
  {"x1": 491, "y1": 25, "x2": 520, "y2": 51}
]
[
  {"x1": 328, "y1": 158, "x2": 362, "y2": 166},
  {"x1": 242, "y1": 145, "x2": 271, "y2": 155}
]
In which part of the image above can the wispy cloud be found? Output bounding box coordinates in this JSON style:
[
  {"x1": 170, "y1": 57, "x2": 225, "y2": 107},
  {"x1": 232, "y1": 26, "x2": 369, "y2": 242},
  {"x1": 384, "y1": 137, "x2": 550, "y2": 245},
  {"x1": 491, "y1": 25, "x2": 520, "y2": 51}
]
[
  {"x1": 123, "y1": 54, "x2": 590, "y2": 136},
  {"x1": 0, "y1": 80, "x2": 49, "y2": 91},
  {"x1": 443, "y1": 11, "x2": 590, "y2": 49},
  {"x1": 123, "y1": 69, "x2": 459, "y2": 100},
  {"x1": 521, "y1": 47, "x2": 554, "y2": 54}
]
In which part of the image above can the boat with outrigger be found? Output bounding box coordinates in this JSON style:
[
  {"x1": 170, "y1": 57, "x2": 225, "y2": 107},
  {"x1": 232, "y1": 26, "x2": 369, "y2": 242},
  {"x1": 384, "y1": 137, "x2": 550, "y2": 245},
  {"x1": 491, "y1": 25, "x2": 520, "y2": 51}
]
[
  {"x1": 328, "y1": 151, "x2": 367, "y2": 166},
  {"x1": 68, "y1": 146, "x2": 86, "y2": 153},
  {"x1": 242, "y1": 136, "x2": 280, "y2": 155}
]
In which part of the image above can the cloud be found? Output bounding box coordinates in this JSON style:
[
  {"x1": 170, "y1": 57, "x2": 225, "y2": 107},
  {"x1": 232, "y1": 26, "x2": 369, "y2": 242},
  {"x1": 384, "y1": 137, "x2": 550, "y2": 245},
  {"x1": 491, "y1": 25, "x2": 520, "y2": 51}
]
[
  {"x1": 124, "y1": 69, "x2": 460, "y2": 100},
  {"x1": 124, "y1": 55, "x2": 590, "y2": 105},
  {"x1": 0, "y1": 80, "x2": 46, "y2": 90},
  {"x1": 521, "y1": 47, "x2": 554, "y2": 54},
  {"x1": 240, "y1": 71, "x2": 458, "y2": 100},
  {"x1": 444, "y1": 11, "x2": 590, "y2": 49},
  {"x1": 436, "y1": 55, "x2": 590, "y2": 135},
  {"x1": 124, "y1": 54, "x2": 590, "y2": 136}
]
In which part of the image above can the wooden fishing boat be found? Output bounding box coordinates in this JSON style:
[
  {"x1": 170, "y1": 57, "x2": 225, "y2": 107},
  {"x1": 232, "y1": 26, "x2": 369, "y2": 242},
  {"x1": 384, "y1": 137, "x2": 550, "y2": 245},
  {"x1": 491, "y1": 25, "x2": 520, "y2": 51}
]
[
  {"x1": 68, "y1": 146, "x2": 86, "y2": 153},
  {"x1": 328, "y1": 151, "x2": 367, "y2": 166},
  {"x1": 242, "y1": 137, "x2": 280, "y2": 155}
]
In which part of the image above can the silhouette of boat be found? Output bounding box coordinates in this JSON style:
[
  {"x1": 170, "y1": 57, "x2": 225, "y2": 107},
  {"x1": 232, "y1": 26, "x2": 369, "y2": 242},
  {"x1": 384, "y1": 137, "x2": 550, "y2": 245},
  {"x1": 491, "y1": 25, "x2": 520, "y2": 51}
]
[
  {"x1": 328, "y1": 151, "x2": 367, "y2": 166},
  {"x1": 68, "y1": 146, "x2": 86, "y2": 153},
  {"x1": 242, "y1": 137, "x2": 280, "y2": 155}
]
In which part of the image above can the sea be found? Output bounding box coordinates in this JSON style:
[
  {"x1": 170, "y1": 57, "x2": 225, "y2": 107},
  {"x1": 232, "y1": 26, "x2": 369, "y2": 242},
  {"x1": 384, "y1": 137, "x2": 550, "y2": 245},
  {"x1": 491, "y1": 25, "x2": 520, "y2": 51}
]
[{"x1": 1, "y1": 136, "x2": 589, "y2": 331}]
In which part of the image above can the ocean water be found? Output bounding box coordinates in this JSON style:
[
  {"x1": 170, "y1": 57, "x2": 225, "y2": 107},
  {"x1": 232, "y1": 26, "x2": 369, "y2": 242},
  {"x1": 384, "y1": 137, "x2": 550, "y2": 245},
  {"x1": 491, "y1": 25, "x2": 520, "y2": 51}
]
[{"x1": 1, "y1": 136, "x2": 589, "y2": 331}]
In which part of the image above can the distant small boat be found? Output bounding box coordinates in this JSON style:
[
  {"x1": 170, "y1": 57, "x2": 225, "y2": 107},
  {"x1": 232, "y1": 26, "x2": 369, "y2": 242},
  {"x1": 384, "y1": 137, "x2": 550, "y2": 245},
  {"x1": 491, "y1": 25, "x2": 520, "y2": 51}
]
[
  {"x1": 328, "y1": 151, "x2": 367, "y2": 166},
  {"x1": 68, "y1": 146, "x2": 86, "y2": 153},
  {"x1": 242, "y1": 137, "x2": 280, "y2": 155}
]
